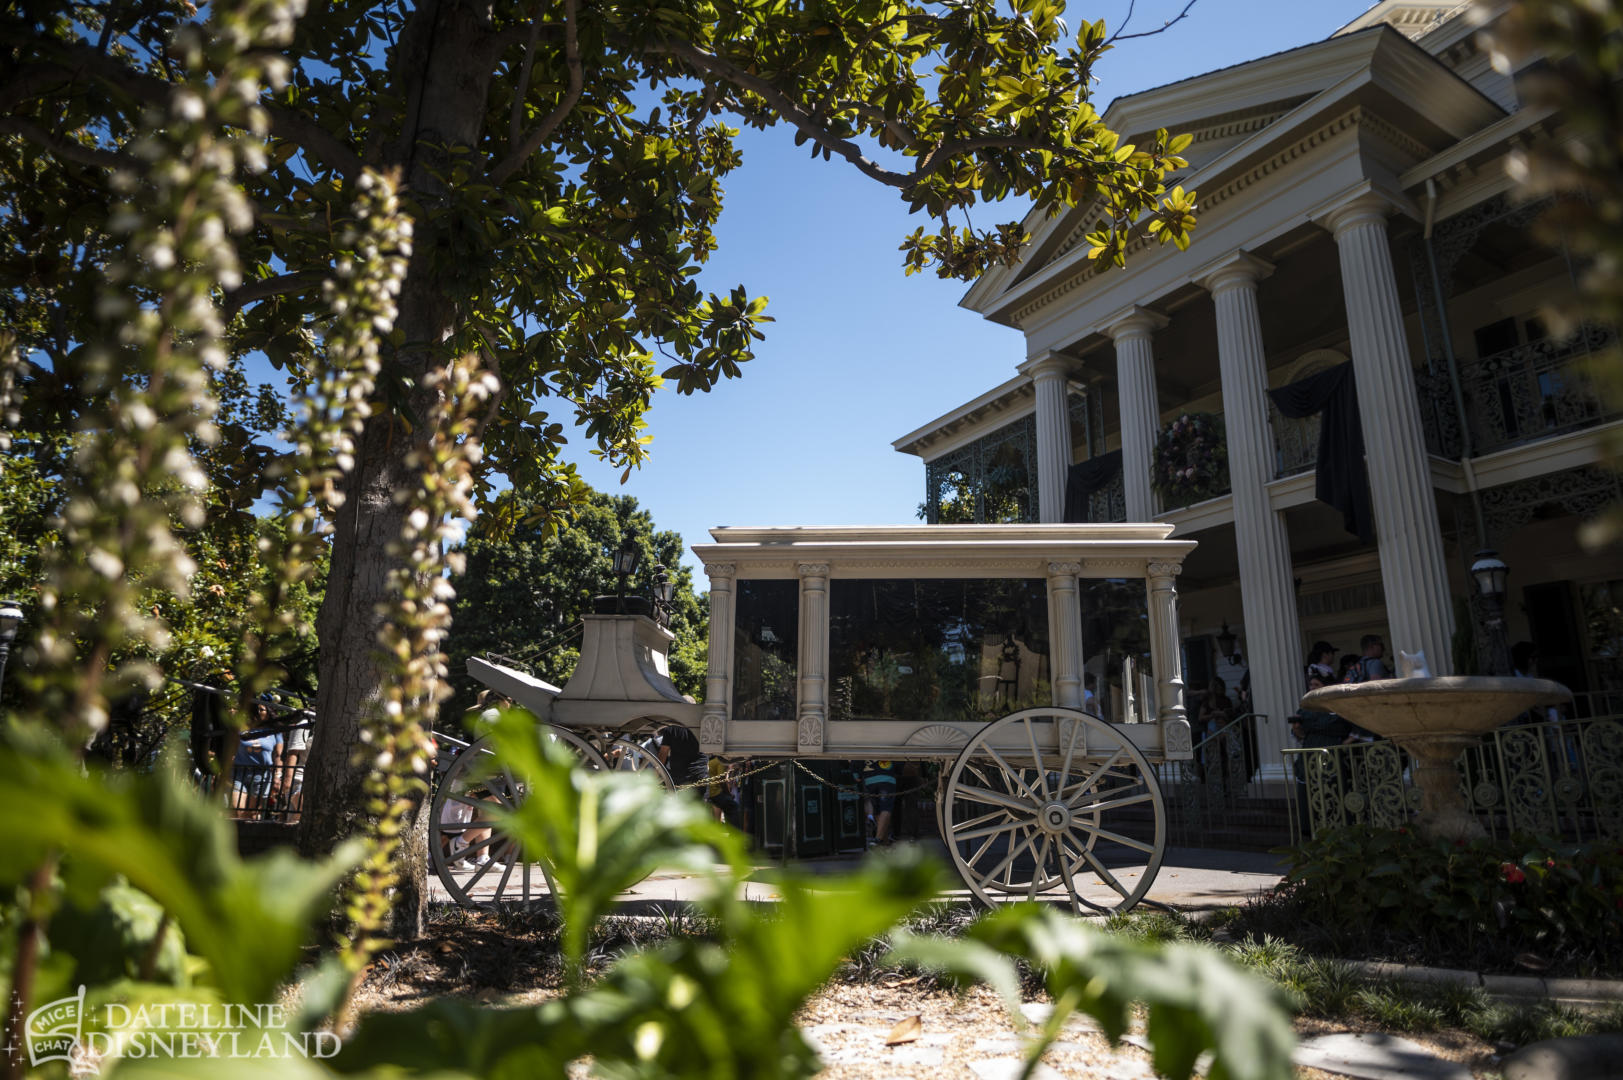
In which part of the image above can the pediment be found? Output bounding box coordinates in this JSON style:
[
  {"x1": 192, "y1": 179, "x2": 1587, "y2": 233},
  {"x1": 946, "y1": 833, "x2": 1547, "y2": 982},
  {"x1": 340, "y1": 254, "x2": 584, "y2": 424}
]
[
  {"x1": 964, "y1": 30, "x2": 1393, "y2": 312},
  {"x1": 964, "y1": 22, "x2": 1502, "y2": 323},
  {"x1": 1333, "y1": 1, "x2": 1471, "y2": 40}
]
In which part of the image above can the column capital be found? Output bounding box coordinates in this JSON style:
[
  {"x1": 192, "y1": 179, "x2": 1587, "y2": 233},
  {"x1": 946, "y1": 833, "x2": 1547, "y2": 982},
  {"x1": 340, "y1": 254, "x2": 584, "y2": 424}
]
[
  {"x1": 1196, "y1": 251, "x2": 1274, "y2": 295},
  {"x1": 1147, "y1": 560, "x2": 1184, "y2": 580},
  {"x1": 1103, "y1": 305, "x2": 1168, "y2": 343},
  {"x1": 1047, "y1": 561, "x2": 1083, "y2": 578},
  {"x1": 1320, "y1": 192, "x2": 1400, "y2": 240},
  {"x1": 1019, "y1": 350, "x2": 1072, "y2": 382},
  {"x1": 704, "y1": 563, "x2": 735, "y2": 582},
  {"x1": 796, "y1": 563, "x2": 830, "y2": 578}
]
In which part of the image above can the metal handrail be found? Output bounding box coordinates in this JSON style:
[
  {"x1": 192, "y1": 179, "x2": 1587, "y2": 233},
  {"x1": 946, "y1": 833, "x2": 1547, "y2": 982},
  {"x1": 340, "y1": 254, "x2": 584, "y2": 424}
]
[{"x1": 1190, "y1": 710, "x2": 1264, "y2": 756}]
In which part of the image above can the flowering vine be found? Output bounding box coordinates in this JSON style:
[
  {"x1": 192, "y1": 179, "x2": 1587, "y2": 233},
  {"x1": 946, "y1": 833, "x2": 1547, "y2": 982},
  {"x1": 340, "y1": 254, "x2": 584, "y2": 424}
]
[
  {"x1": 333, "y1": 352, "x2": 496, "y2": 1025},
  {"x1": 1, "y1": 0, "x2": 307, "y2": 1069}
]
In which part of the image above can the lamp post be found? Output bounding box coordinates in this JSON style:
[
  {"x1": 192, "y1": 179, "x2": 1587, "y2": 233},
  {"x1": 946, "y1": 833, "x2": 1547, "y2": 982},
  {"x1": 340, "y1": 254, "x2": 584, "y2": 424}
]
[
  {"x1": 1470, "y1": 549, "x2": 1511, "y2": 676},
  {"x1": 611, "y1": 537, "x2": 642, "y2": 614},
  {"x1": 652, "y1": 564, "x2": 675, "y2": 626},
  {"x1": 0, "y1": 599, "x2": 22, "y2": 707}
]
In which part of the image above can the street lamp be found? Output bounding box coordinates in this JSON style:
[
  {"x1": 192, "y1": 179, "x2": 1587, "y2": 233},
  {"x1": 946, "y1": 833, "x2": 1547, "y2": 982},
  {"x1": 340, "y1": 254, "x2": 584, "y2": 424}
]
[
  {"x1": 612, "y1": 537, "x2": 641, "y2": 614},
  {"x1": 1470, "y1": 549, "x2": 1511, "y2": 676},
  {"x1": 0, "y1": 599, "x2": 23, "y2": 707},
  {"x1": 652, "y1": 564, "x2": 675, "y2": 625}
]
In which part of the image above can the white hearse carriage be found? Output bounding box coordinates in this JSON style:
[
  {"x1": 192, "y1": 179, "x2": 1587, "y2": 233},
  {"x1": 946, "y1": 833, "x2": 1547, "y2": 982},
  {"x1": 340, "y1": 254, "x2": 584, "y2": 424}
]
[{"x1": 434, "y1": 524, "x2": 1196, "y2": 914}]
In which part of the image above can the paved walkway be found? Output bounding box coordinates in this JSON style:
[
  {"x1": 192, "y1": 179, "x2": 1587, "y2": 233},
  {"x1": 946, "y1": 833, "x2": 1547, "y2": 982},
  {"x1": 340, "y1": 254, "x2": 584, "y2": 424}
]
[{"x1": 430, "y1": 838, "x2": 1290, "y2": 912}]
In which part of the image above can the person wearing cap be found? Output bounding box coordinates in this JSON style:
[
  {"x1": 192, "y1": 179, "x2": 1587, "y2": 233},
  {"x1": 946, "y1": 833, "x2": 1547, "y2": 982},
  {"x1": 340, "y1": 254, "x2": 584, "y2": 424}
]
[{"x1": 1305, "y1": 641, "x2": 1336, "y2": 685}]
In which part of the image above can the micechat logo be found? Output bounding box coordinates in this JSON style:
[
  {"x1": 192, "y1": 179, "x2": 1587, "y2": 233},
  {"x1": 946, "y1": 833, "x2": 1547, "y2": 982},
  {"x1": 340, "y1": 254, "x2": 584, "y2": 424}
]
[{"x1": 25, "y1": 985, "x2": 85, "y2": 1067}]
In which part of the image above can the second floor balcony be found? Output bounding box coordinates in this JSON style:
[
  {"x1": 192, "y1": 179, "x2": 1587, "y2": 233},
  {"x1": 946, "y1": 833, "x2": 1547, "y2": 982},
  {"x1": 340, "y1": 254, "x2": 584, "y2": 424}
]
[{"x1": 1420, "y1": 325, "x2": 1619, "y2": 460}]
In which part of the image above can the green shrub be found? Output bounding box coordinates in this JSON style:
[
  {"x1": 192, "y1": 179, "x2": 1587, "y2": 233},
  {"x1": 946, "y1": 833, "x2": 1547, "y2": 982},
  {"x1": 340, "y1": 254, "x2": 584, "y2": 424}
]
[{"x1": 1266, "y1": 826, "x2": 1623, "y2": 974}]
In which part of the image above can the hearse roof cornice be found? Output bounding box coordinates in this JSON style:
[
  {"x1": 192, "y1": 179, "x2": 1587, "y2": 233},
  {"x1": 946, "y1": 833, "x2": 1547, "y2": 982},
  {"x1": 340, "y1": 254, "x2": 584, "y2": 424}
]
[
  {"x1": 692, "y1": 524, "x2": 1195, "y2": 576},
  {"x1": 706, "y1": 523, "x2": 1173, "y2": 542}
]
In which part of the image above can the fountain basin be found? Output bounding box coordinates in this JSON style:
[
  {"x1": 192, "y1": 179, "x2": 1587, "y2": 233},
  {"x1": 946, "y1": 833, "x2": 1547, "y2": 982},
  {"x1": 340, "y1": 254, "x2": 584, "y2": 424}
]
[
  {"x1": 1301, "y1": 676, "x2": 1571, "y2": 740},
  {"x1": 1299, "y1": 676, "x2": 1572, "y2": 841}
]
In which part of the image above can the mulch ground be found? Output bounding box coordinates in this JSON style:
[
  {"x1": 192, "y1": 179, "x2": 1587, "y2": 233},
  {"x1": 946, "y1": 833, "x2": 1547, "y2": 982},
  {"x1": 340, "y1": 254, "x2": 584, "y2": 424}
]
[{"x1": 343, "y1": 907, "x2": 1506, "y2": 1078}]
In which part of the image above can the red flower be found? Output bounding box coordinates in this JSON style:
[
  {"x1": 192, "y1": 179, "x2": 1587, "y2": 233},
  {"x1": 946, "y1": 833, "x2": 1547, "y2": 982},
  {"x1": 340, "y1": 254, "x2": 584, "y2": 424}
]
[
  {"x1": 1502, "y1": 863, "x2": 1526, "y2": 884},
  {"x1": 1546, "y1": 858, "x2": 1556, "y2": 869}
]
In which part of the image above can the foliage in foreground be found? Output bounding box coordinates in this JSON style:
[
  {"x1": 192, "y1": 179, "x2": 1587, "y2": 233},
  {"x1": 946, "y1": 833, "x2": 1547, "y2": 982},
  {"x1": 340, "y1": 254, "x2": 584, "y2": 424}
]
[
  {"x1": 1239, "y1": 826, "x2": 1623, "y2": 977},
  {"x1": 2, "y1": 710, "x2": 1294, "y2": 1079}
]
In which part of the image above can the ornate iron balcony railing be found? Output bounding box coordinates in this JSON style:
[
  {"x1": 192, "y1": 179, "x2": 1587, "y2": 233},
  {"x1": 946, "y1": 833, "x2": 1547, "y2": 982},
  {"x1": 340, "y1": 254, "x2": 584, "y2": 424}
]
[
  {"x1": 1086, "y1": 468, "x2": 1127, "y2": 523},
  {"x1": 1268, "y1": 400, "x2": 1319, "y2": 479},
  {"x1": 1419, "y1": 325, "x2": 1619, "y2": 459}
]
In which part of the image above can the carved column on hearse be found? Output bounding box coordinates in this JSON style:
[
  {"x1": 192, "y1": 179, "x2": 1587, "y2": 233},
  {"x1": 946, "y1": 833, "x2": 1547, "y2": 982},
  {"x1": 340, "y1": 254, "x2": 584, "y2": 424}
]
[
  {"x1": 700, "y1": 563, "x2": 735, "y2": 753},
  {"x1": 1147, "y1": 561, "x2": 1193, "y2": 760},
  {"x1": 796, "y1": 563, "x2": 830, "y2": 753},
  {"x1": 1046, "y1": 561, "x2": 1085, "y2": 709}
]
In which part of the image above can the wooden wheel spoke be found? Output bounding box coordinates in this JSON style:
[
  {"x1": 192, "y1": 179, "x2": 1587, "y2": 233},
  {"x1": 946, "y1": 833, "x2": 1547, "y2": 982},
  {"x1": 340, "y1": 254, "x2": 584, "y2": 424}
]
[
  {"x1": 1023, "y1": 718, "x2": 1049, "y2": 800},
  {"x1": 1027, "y1": 834, "x2": 1052, "y2": 901},
  {"x1": 1065, "y1": 748, "x2": 1127, "y2": 807},
  {"x1": 1068, "y1": 819, "x2": 1157, "y2": 854},
  {"x1": 1058, "y1": 716, "x2": 1083, "y2": 786},
  {"x1": 953, "y1": 816, "x2": 1024, "y2": 842},
  {"x1": 1070, "y1": 788, "x2": 1155, "y2": 815},
  {"x1": 978, "y1": 742, "x2": 1042, "y2": 802},
  {"x1": 977, "y1": 824, "x2": 1040, "y2": 887},
  {"x1": 954, "y1": 782, "x2": 1036, "y2": 817},
  {"x1": 1075, "y1": 845, "x2": 1135, "y2": 900}
]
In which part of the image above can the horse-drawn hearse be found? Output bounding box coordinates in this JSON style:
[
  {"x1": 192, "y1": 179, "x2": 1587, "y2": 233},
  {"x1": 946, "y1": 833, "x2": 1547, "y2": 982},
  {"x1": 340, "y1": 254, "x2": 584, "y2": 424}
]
[{"x1": 432, "y1": 524, "x2": 1196, "y2": 914}]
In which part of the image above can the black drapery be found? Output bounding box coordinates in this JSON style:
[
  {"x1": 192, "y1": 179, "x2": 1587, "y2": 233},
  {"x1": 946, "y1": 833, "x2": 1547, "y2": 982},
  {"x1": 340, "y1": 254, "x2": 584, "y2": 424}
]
[
  {"x1": 1063, "y1": 449, "x2": 1122, "y2": 523},
  {"x1": 1267, "y1": 361, "x2": 1374, "y2": 543}
]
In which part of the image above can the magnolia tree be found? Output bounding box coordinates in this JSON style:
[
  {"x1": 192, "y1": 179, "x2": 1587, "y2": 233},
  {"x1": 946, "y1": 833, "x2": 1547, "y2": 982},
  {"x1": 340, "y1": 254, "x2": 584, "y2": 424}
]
[{"x1": 4, "y1": 0, "x2": 1198, "y2": 935}]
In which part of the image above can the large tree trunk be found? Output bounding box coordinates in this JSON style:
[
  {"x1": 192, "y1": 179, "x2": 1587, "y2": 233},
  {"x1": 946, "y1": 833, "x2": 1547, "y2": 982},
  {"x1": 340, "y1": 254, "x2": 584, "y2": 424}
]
[{"x1": 297, "y1": 0, "x2": 502, "y2": 939}]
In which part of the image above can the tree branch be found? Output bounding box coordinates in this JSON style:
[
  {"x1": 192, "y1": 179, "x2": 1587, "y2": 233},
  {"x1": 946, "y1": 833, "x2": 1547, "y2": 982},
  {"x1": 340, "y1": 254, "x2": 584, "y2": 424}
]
[
  {"x1": 489, "y1": 0, "x2": 583, "y2": 185},
  {"x1": 1108, "y1": 0, "x2": 1198, "y2": 43},
  {"x1": 0, "y1": 115, "x2": 125, "y2": 170},
  {"x1": 640, "y1": 38, "x2": 912, "y2": 189},
  {"x1": 0, "y1": 33, "x2": 364, "y2": 178},
  {"x1": 507, "y1": 4, "x2": 545, "y2": 149},
  {"x1": 225, "y1": 270, "x2": 325, "y2": 314}
]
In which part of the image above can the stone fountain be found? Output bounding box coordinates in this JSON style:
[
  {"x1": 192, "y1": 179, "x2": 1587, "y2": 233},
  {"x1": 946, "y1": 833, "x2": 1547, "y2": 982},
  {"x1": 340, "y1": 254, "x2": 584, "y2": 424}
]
[{"x1": 1300, "y1": 676, "x2": 1572, "y2": 841}]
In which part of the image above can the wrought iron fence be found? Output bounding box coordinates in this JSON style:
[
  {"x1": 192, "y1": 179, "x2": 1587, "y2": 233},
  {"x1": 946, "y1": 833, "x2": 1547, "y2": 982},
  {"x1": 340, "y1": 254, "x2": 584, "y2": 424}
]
[
  {"x1": 923, "y1": 414, "x2": 1038, "y2": 524},
  {"x1": 1283, "y1": 714, "x2": 1623, "y2": 844},
  {"x1": 1268, "y1": 399, "x2": 1319, "y2": 478},
  {"x1": 1419, "y1": 325, "x2": 1618, "y2": 459},
  {"x1": 1087, "y1": 468, "x2": 1127, "y2": 523},
  {"x1": 201, "y1": 763, "x2": 307, "y2": 823},
  {"x1": 1155, "y1": 712, "x2": 1290, "y2": 849}
]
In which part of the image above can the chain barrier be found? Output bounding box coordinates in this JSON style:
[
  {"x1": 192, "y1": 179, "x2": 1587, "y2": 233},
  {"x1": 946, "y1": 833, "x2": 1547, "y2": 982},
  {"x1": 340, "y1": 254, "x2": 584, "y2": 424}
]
[
  {"x1": 659, "y1": 758, "x2": 785, "y2": 793},
  {"x1": 789, "y1": 758, "x2": 938, "y2": 799}
]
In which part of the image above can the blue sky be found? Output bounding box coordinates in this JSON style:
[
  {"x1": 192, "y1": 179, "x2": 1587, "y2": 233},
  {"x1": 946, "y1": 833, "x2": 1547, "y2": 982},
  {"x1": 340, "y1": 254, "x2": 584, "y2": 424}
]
[{"x1": 557, "y1": 0, "x2": 1383, "y2": 587}]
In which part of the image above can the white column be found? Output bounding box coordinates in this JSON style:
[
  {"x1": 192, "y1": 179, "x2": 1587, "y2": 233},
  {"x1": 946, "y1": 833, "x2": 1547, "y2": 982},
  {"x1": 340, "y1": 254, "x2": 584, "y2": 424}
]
[
  {"x1": 700, "y1": 563, "x2": 735, "y2": 752},
  {"x1": 1106, "y1": 307, "x2": 1168, "y2": 522},
  {"x1": 796, "y1": 563, "x2": 829, "y2": 753},
  {"x1": 1326, "y1": 195, "x2": 1455, "y2": 674},
  {"x1": 1046, "y1": 562, "x2": 1084, "y2": 708},
  {"x1": 1029, "y1": 354, "x2": 1072, "y2": 523},
  {"x1": 1146, "y1": 561, "x2": 1193, "y2": 759},
  {"x1": 1198, "y1": 252, "x2": 1301, "y2": 771}
]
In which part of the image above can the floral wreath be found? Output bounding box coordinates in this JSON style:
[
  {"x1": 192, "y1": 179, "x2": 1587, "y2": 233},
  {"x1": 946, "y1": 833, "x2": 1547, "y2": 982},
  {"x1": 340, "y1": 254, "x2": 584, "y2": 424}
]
[{"x1": 1152, "y1": 412, "x2": 1228, "y2": 506}]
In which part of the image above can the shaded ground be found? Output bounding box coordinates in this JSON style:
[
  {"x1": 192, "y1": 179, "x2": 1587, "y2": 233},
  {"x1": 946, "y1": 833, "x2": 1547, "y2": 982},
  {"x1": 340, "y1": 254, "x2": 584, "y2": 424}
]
[{"x1": 347, "y1": 905, "x2": 1509, "y2": 1079}]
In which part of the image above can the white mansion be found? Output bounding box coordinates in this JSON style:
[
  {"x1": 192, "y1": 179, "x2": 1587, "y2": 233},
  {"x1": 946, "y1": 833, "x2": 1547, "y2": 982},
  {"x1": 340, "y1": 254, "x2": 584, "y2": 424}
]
[{"x1": 894, "y1": 0, "x2": 1622, "y2": 770}]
